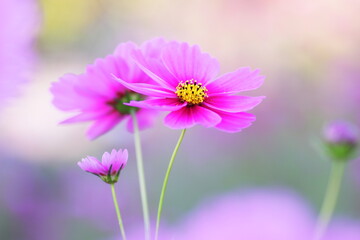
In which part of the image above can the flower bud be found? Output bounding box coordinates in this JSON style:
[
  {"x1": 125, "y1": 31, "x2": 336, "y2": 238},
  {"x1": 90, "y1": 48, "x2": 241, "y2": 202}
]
[{"x1": 323, "y1": 121, "x2": 359, "y2": 161}]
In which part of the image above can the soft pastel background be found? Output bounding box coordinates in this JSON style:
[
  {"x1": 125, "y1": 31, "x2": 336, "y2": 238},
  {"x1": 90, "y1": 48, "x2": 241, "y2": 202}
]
[{"x1": 0, "y1": 0, "x2": 359, "y2": 239}]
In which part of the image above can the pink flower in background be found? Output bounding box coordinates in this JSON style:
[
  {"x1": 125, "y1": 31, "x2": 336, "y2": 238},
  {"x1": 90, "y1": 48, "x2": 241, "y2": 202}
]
[
  {"x1": 117, "y1": 41, "x2": 264, "y2": 132},
  {"x1": 324, "y1": 220, "x2": 360, "y2": 240},
  {"x1": 0, "y1": 0, "x2": 39, "y2": 108},
  {"x1": 125, "y1": 224, "x2": 174, "y2": 240},
  {"x1": 78, "y1": 149, "x2": 128, "y2": 184},
  {"x1": 176, "y1": 189, "x2": 360, "y2": 240},
  {"x1": 177, "y1": 189, "x2": 314, "y2": 240},
  {"x1": 51, "y1": 38, "x2": 166, "y2": 139}
]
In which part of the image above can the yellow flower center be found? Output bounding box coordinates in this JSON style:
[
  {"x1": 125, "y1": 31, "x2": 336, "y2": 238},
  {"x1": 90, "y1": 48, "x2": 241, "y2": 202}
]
[{"x1": 175, "y1": 80, "x2": 208, "y2": 105}]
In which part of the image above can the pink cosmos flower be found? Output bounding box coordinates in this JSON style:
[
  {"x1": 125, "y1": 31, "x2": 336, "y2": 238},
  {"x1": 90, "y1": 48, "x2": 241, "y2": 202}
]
[
  {"x1": 116, "y1": 41, "x2": 265, "y2": 132},
  {"x1": 0, "y1": 0, "x2": 39, "y2": 109},
  {"x1": 51, "y1": 38, "x2": 166, "y2": 139},
  {"x1": 78, "y1": 149, "x2": 128, "y2": 184}
]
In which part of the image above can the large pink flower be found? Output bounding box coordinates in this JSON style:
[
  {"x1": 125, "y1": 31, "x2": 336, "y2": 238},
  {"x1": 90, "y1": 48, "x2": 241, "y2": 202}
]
[
  {"x1": 116, "y1": 41, "x2": 265, "y2": 132},
  {"x1": 51, "y1": 38, "x2": 166, "y2": 139}
]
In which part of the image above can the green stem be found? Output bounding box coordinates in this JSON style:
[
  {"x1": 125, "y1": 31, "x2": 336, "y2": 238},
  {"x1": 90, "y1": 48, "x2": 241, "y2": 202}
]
[
  {"x1": 130, "y1": 111, "x2": 150, "y2": 240},
  {"x1": 313, "y1": 160, "x2": 346, "y2": 240},
  {"x1": 111, "y1": 184, "x2": 127, "y2": 240},
  {"x1": 155, "y1": 129, "x2": 187, "y2": 240}
]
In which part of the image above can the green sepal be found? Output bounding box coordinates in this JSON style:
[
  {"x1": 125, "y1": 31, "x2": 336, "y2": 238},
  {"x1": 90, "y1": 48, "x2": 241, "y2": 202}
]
[
  {"x1": 325, "y1": 142, "x2": 357, "y2": 161},
  {"x1": 112, "y1": 92, "x2": 144, "y2": 114}
]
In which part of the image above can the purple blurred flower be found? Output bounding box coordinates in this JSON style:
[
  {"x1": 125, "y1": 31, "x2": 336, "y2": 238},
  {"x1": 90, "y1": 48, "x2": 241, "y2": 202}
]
[
  {"x1": 177, "y1": 189, "x2": 314, "y2": 240},
  {"x1": 324, "y1": 220, "x2": 360, "y2": 240},
  {"x1": 176, "y1": 189, "x2": 360, "y2": 240},
  {"x1": 78, "y1": 149, "x2": 128, "y2": 184},
  {"x1": 0, "y1": 0, "x2": 38, "y2": 108},
  {"x1": 125, "y1": 223, "x2": 174, "y2": 240},
  {"x1": 117, "y1": 41, "x2": 264, "y2": 132},
  {"x1": 0, "y1": 158, "x2": 65, "y2": 240},
  {"x1": 323, "y1": 121, "x2": 359, "y2": 160},
  {"x1": 51, "y1": 38, "x2": 166, "y2": 139}
]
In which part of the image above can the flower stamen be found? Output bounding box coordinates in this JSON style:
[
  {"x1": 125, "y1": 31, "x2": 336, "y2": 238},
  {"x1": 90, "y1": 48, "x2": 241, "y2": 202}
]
[{"x1": 175, "y1": 80, "x2": 208, "y2": 105}]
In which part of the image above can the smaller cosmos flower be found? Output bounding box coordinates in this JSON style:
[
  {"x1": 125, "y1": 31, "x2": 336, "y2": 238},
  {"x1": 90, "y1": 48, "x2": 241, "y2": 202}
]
[
  {"x1": 78, "y1": 149, "x2": 128, "y2": 184},
  {"x1": 116, "y1": 41, "x2": 265, "y2": 132},
  {"x1": 323, "y1": 121, "x2": 359, "y2": 160},
  {"x1": 51, "y1": 38, "x2": 167, "y2": 139}
]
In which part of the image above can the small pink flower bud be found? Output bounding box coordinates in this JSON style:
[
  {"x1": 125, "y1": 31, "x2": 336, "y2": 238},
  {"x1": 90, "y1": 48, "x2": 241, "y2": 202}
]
[
  {"x1": 78, "y1": 149, "x2": 128, "y2": 184},
  {"x1": 323, "y1": 121, "x2": 359, "y2": 161}
]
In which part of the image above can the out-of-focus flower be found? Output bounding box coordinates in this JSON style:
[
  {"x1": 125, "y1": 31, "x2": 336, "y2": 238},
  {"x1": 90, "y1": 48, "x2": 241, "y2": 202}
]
[
  {"x1": 323, "y1": 121, "x2": 359, "y2": 160},
  {"x1": 117, "y1": 41, "x2": 264, "y2": 132},
  {"x1": 51, "y1": 38, "x2": 166, "y2": 139},
  {"x1": 125, "y1": 223, "x2": 174, "y2": 240},
  {"x1": 0, "y1": 158, "x2": 65, "y2": 240},
  {"x1": 177, "y1": 189, "x2": 314, "y2": 240},
  {"x1": 0, "y1": 0, "x2": 39, "y2": 109},
  {"x1": 324, "y1": 220, "x2": 360, "y2": 240},
  {"x1": 78, "y1": 149, "x2": 128, "y2": 184},
  {"x1": 176, "y1": 189, "x2": 360, "y2": 240}
]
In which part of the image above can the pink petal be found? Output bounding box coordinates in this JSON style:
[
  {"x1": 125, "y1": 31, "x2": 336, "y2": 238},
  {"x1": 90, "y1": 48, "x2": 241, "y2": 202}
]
[
  {"x1": 126, "y1": 98, "x2": 186, "y2": 111},
  {"x1": 100, "y1": 149, "x2": 128, "y2": 174},
  {"x1": 121, "y1": 149, "x2": 128, "y2": 166},
  {"x1": 140, "y1": 37, "x2": 168, "y2": 58},
  {"x1": 204, "y1": 95, "x2": 265, "y2": 113},
  {"x1": 113, "y1": 41, "x2": 138, "y2": 58},
  {"x1": 126, "y1": 108, "x2": 158, "y2": 132},
  {"x1": 114, "y1": 38, "x2": 168, "y2": 85},
  {"x1": 52, "y1": 74, "x2": 114, "y2": 112},
  {"x1": 113, "y1": 149, "x2": 128, "y2": 171},
  {"x1": 214, "y1": 111, "x2": 256, "y2": 133},
  {"x1": 51, "y1": 74, "x2": 92, "y2": 111},
  {"x1": 113, "y1": 51, "x2": 151, "y2": 84},
  {"x1": 60, "y1": 108, "x2": 114, "y2": 124},
  {"x1": 101, "y1": 151, "x2": 112, "y2": 169},
  {"x1": 114, "y1": 76, "x2": 174, "y2": 98},
  {"x1": 132, "y1": 49, "x2": 179, "y2": 89},
  {"x1": 164, "y1": 106, "x2": 221, "y2": 129},
  {"x1": 83, "y1": 56, "x2": 126, "y2": 97},
  {"x1": 162, "y1": 42, "x2": 220, "y2": 84},
  {"x1": 78, "y1": 156, "x2": 107, "y2": 175},
  {"x1": 207, "y1": 67, "x2": 264, "y2": 95},
  {"x1": 86, "y1": 113, "x2": 124, "y2": 140},
  {"x1": 109, "y1": 149, "x2": 120, "y2": 173}
]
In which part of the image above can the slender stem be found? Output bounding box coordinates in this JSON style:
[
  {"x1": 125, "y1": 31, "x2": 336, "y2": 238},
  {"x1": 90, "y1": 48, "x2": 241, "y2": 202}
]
[
  {"x1": 313, "y1": 160, "x2": 346, "y2": 240},
  {"x1": 111, "y1": 184, "x2": 127, "y2": 240},
  {"x1": 155, "y1": 129, "x2": 187, "y2": 240},
  {"x1": 130, "y1": 111, "x2": 150, "y2": 240}
]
